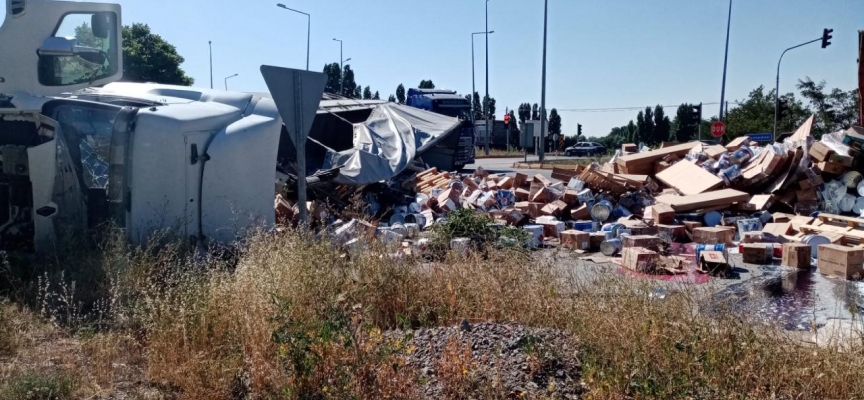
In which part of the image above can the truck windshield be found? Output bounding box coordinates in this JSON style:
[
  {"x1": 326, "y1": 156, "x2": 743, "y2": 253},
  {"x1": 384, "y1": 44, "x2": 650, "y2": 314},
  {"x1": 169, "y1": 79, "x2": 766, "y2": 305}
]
[{"x1": 51, "y1": 104, "x2": 115, "y2": 189}]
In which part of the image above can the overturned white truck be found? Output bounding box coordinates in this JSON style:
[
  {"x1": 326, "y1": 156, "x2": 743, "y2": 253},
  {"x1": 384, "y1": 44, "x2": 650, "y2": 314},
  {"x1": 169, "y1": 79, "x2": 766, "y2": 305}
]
[{"x1": 0, "y1": 0, "x2": 464, "y2": 252}]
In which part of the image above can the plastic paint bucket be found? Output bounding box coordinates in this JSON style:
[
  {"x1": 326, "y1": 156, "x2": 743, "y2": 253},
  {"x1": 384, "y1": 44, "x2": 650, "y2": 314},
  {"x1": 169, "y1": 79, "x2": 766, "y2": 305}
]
[
  {"x1": 801, "y1": 234, "x2": 831, "y2": 258},
  {"x1": 852, "y1": 197, "x2": 864, "y2": 215},
  {"x1": 389, "y1": 213, "x2": 406, "y2": 225},
  {"x1": 600, "y1": 239, "x2": 623, "y2": 256},
  {"x1": 730, "y1": 147, "x2": 753, "y2": 165},
  {"x1": 839, "y1": 193, "x2": 856, "y2": 213},
  {"x1": 404, "y1": 223, "x2": 420, "y2": 238},
  {"x1": 695, "y1": 244, "x2": 725, "y2": 260},
  {"x1": 390, "y1": 223, "x2": 408, "y2": 239},
  {"x1": 404, "y1": 213, "x2": 427, "y2": 228},
  {"x1": 704, "y1": 211, "x2": 723, "y2": 227},
  {"x1": 612, "y1": 205, "x2": 632, "y2": 219},
  {"x1": 415, "y1": 193, "x2": 430, "y2": 207},
  {"x1": 843, "y1": 171, "x2": 863, "y2": 189},
  {"x1": 718, "y1": 165, "x2": 742, "y2": 186},
  {"x1": 591, "y1": 200, "x2": 615, "y2": 222},
  {"x1": 602, "y1": 223, "x2": 626, "y2": 238},
  {"x1": 572, "y1": 220, "x2": 595, "y2": 232},
  {"x1": 523, "y1": 225, "x2": 544, "y2": 248}
]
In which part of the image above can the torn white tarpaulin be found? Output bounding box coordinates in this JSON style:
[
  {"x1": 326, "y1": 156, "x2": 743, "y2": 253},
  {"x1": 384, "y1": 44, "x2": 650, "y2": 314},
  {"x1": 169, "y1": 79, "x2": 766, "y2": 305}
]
[{"x1": 327, "y1": 103, "x2": 461, "y2": 185}]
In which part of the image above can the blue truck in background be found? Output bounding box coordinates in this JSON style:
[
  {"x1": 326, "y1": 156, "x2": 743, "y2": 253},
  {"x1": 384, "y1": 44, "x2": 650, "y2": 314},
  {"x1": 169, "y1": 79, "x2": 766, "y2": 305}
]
[{"x1": 405, "y1": 88, "x2": 476, "y2": 170}]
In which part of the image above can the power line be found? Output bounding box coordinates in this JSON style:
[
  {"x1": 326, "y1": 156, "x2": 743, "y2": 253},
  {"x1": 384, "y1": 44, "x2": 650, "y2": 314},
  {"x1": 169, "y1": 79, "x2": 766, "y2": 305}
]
[{"x1": 556, "y1": 101, "x2": 741, "y2": 113}]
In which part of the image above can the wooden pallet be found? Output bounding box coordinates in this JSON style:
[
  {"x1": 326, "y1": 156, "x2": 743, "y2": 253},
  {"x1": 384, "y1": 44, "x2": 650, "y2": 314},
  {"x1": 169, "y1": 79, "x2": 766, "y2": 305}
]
[
  {"x1": 401, "y1": 168, "x2": 453, "y2": 194},
  {"x1": 577, "y1": 165, "x2": 643, "y2": 196},
  {"x1": 817, "y1": 213, "x2": 864, "y2": 229}
]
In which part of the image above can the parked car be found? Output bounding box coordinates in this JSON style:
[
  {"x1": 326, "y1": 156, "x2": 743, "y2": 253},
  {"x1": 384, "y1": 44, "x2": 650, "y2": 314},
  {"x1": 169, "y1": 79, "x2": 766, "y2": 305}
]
[{"x1": 565, "y1": 142, "x2": 606, "y2": 157}]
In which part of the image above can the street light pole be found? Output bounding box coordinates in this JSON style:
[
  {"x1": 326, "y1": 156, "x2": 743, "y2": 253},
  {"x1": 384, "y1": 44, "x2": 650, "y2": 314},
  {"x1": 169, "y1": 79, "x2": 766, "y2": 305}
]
[
  {"x1": 276, "y1": 3, "x2": 310, "y2": 70},
  {"x1": 471, "y1": 31, "x2": 494, "y2": 126},
  {"x1": 484, "y1": 0, "x2": 491, "y2": 156},
  {"x1": 209, "y1": 41, "x2": 213, "y2": 89},
  {"x1": 773, "y1": 37, "x2": 822, "y2": 140},
  {"x1": 539, "y1": 0, "x2": 548, "y2": 162},
  {"x1": 224, "y1": 73, "x2": 238, "y2": 90},
  {"x1": 719, "y1": 0, "x2": 732, "y2": 122},
  {"x1": 333, "y1": 38, "x2": 344, "y2": 95}
]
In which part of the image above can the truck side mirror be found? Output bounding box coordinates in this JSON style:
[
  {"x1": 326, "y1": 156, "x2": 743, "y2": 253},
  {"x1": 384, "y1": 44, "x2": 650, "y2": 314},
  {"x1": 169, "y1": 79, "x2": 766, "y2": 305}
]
[{"x1": 91, "y1": 12, "x2": 115, "y2": 39}]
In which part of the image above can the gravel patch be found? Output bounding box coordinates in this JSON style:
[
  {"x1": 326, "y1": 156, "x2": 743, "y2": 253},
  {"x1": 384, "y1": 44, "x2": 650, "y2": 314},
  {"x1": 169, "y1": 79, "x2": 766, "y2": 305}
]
[{"x1": 390, "y1": 322, "x2": 584, "y2": 399}]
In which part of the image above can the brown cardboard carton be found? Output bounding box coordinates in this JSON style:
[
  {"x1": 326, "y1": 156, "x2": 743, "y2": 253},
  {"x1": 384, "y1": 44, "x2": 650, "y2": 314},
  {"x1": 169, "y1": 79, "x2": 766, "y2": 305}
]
[
  {"x1": 816, "y1": 161, "x2": 846, "y2": 175},
  {"x1": 656, "y1": 224, "x2": 687, "y2": 242},
  {"x1": 622, "y1": 247, "x2": 659, "y2": 273},
  {"x1": 515, "y1": 187, "x2": 531, "y2": 201},
  {"x1": 741, "y1": 243, "x2": 773, "y2": 264},
  {"x1": 683, "y1": 221, "x2": 703, "y2": 232},
  {"x1": 738, "y1": 194, "x2": 774, "y2": 212},
  {"x1": 589, "y1": 232, "x2": 606, "y2": 251},
  {"x1": 692, "y1": 227, "x2": 735, "y2": 244},
  {"x1": 655, "y1": 160, "x2": 724, "y2": 195},
  {"x1": 563, "y1": 188, "x2": 578, "y2": 205},
  {"x1": 539, "y1": 220, "x2": 565, "y2": 239},
  {"x1": 796, "y1": 187, "x2": 819, "y2": 202},
  {"x1": 782, "y1": 243, "x2": 811, "y2": 269},
  {"x1": 570, "y1": 204, "x2": 590, "y2": 220},
  {"x1": 762, "y1": 222, "x2": 792, "y2": 236},
  {"x1": 513, "y1": 173, "x2": 528, "y2": 189},
  {"x1": 808, "y1": 141, "x2": 835, "y2": 162},
  {"x1": 561, "y1": 230, "x2": 590, "y2": 251},
  {"x1": 699, "y1": 251, "x2": 730, "y2": 277},
  {"x1": 817, "y1": 245, "x2": 864, "y2": 280},
  {"x1": 623, "y1": 235, "x2": 662, "y2": 250},
  {"x1": 646, "y1": 204, "x2": 676, "y2": 225}
]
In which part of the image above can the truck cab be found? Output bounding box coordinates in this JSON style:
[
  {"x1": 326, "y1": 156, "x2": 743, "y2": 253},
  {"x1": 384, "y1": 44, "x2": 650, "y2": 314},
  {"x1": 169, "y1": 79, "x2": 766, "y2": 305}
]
[
  {"x1": 405, "y1": 88, "x2": 475, "y2": 170},
  {"x1": 0, "y1": 0, "x2": 285, "y2": 252}
]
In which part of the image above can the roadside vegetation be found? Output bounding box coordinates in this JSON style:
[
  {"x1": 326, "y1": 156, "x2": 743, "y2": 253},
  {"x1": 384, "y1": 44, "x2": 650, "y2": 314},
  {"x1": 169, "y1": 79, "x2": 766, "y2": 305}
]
[{"x1": 1, "y1": 225, "x2": 863, "y2": 399}]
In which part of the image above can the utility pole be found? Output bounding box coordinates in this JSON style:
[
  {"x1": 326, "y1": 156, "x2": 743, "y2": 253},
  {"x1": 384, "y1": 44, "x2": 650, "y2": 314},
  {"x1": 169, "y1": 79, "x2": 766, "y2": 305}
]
[
  {"x1": 224, "y1": 73, "x2": 238, "y2": 90},
  {"x1": 209, "y1": 41, "x2": 213, "y2": 89},
  {"x1": 333, "y1": 38, "x2": 344, "y2": 95},
  {"x1": 484, "y1": 0, "x2": 491, "y2": 156},
  {"x1": 539, "y1": 0, "x2": 548, "y2": 162},
  {"x1": 719, "y1": 0, "x2": 732, "y2": 122},
  {"x1": 773, "y1": 31, "x2": 830, "y2": 140},
  {"x1": 276, "y1": 4, "x2": 311, "y2": 71},
  {"x1": 472, "y1": 31, "x2": 494, "y2": 126}
]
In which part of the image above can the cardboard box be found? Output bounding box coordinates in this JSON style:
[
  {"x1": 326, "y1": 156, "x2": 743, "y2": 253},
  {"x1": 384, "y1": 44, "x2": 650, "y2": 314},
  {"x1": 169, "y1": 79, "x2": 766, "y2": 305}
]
[
  {"x1": 683, "y1": 221, "x2": 703, "y2": 232},
  {"x1": 655, "y1": 160, "x2": 724, "y2": 195},
  {"x1": 513, "y1": 173, "x2": 528, "y2": 189},
  {"x1": 621, "y1": 143, "x2": 638, "y2": 153},
  {"x1": 622, "y1": 247, "x2": 659, "y2": 273},
  {"x1": 656, "y1": 224, "x2": 687, "y2": 242},
  {"x1": 741, "y1": 243, "x2": 773, "y2": 264},
  {"x1": 561, "y1": 230, "x2": 590, "y2": 251},
  {"x1": 563, "y1": 188, "x2": 578, "y2": 205},
  {"x1": 617, "y1": 219, "x2": 659, "y2": 236},
  {"x1": 538, "y1": 220, "x2": 566, "y2": 239},
  {"x1": 699, "y1": 251, "x2": 730, "y2": 277},
  {"x1": 570, "y1": 204, "x2": 590, "y2": 220},
  {"x1": 782, "y1": 242, "x2": 812, "y2": 269},
  {"x1": 762, "y1": 222, "x2": 791, "y2": 237},
  {"x1": 645, "y1": 204, "x2": 676, "y2": 225},
  {"x1": 725, "y1": 136, "x2": 749, "y2": 152},
  {"x1": 589, "y1": 232, "x2": 606, "y2": 251},
  {"x1": 622, "y1": 235, "x2": 662, "y2": 250},
  {"x1": 841, "y1": 126, "x2": 864, "y2": 152},
  {"x1": 796, "y1": 187, "x2": 819, "y2": 202},
  {"x1": 808, "y1": 141, "x2": 835, "y2": 162},
  {"x1": 738, "y1": 194, "x2": 774, "y2": 212},
  {"x1": 815, "y1": 161, "x2": 846, "y2": 175},
  {"x1": 498, "y1": 176, "x2": 514, "y2": 190},
  {"x1": 515, "y1": 188, "x2": 531, "y2": 201},
  {"x1": 692, "y1": 227, "x2": 735, "y2": 244},
  {"x1": 817, "y1": 245, "x2": 864, "y2": 280}
]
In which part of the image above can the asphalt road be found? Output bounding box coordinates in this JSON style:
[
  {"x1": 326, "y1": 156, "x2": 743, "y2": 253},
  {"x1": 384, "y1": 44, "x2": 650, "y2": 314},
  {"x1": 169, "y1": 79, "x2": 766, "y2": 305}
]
[{"x1": 465, "y1": 156, "x2": 577, "y2": 182}]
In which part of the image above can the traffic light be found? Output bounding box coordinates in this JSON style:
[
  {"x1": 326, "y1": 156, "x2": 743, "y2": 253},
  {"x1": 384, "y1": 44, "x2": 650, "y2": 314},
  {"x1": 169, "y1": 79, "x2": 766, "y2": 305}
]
[
  {"x1": 504, "y1": 113, "x2": 511, "y2": 126},
  {"x1": 778, "y1": 98, "x2": 789, "y2": 119},
  {"x1": 690, "y1": 103, "x2": 702, "y2": 126},
  {"x1": 821, "y1": 28, "x2": 833, "y2": 49},
  {"x1": 577, "y1": 124, "x2": 583, "y2": 136}
]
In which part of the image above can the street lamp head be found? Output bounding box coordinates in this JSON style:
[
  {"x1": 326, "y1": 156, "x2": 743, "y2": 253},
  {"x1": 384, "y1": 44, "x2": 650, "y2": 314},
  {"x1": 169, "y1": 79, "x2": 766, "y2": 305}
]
[
  {"x1": 344, "y1": 58, "x2": 352, "y2": 63},
  {"x1": 276, "y1": 3, "x2": 286, "y2": 8},
  {"x1": 488, "y1": 30, "x2": 495, "y2": 34}
]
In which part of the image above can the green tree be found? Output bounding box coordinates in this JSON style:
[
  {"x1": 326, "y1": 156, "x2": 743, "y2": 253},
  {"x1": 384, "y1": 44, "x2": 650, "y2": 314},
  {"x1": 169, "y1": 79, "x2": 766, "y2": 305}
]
[
  {"x1": 653, "y1": 105, "x2": 671, "y2": 144},
  {"x1": 120, "y1": 24, "x2": 193, "y2": 85},
  {"x1": 627, "y1": 120, "x2": 637, "y2": 143},
  {"x1": 472, "y1": 92, "x2": 483, "y2": 120},
  {"x1": 548, "y1": 108, "x2": 562, "y2": 137},
  {"x1": 532, "y1": 103, "x2": 540, "y2": 120},
  {"x1": 396, "y1": 84, "x2": 406, "y2": 104},
  {"x1": 373, "y1": 91, "x2": 380, "y2": 100},
  {"x1": 797, "y1": 77, "x2": 860, "y2": 135},
  {"x1": 518, "y1": 103, "x2": 531, "y2": 124},
  {"x1": 671, "y1": 104, "x2": 699, "y2": 143},
  {"x1": 363, "y1": 86, "x2": 372, "y2": 100},
  {"x1": 724, "y1": 86, "x2": 807, "y2": 139},
  {"x1": 323, "y1": 63, "x2": 341, "y2": 94},
  {"x1": 418, "y1": 80, "x2": 435, "y2": 89},
  {"x1": 482, "y1": 95, "x2": 496, "y2": 119},
  {"x1": 388, "y1": 94, "x2": 396, "y2": 102},
  {"x1": 341, "y1": 65, "x2": 357, "y2": 97}
]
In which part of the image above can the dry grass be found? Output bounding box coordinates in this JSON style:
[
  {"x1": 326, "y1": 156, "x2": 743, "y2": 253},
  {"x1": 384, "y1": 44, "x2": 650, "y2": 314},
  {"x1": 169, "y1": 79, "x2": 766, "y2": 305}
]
[{"x1": 1, "y1": 227, "x2": 864, "y2": 399}]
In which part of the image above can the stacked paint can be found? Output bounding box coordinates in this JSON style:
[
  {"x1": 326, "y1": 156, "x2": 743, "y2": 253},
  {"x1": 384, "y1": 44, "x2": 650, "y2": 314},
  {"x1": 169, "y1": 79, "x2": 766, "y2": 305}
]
[
  {"x1": 591, "y1": 200, "x2": 614, "y2": 222},
  {"x1": 695, "y1": 244, "x2": 726, "y2": 260}
]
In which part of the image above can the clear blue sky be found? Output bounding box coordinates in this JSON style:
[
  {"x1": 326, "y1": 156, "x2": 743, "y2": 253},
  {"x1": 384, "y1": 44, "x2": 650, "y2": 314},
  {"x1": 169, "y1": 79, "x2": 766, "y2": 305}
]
[{"x1": 5, "y1": 0, "x2": 861, "y2": 136}]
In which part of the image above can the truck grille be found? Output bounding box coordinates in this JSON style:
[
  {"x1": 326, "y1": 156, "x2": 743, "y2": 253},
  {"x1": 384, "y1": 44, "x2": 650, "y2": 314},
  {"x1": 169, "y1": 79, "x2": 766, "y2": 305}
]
[{"x1": 10, "y1": 0, "x2": 25, "y2": 15}]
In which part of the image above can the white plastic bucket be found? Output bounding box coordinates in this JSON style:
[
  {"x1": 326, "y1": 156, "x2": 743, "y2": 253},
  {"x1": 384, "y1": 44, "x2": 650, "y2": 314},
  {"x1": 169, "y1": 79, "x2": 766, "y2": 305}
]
[{"x1": 801, "y1": 234, "x2": 831, "y2": 258}]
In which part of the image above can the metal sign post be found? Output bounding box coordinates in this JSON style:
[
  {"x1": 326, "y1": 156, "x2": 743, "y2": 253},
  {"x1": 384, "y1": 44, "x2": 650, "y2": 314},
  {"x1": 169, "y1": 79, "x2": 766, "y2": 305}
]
[{"x1": 261, "y1": 66, "x2": 327, "y2": 223}]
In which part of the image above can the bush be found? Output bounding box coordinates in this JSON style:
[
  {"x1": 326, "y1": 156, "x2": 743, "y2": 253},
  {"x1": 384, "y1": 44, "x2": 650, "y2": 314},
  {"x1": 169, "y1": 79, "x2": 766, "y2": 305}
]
[
  {"x1": 0, "y1": 371, "x2": 78, "y2": 400},
  {"x1": 0, "y1": 300, "x2": 16, "y2": 356}
]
